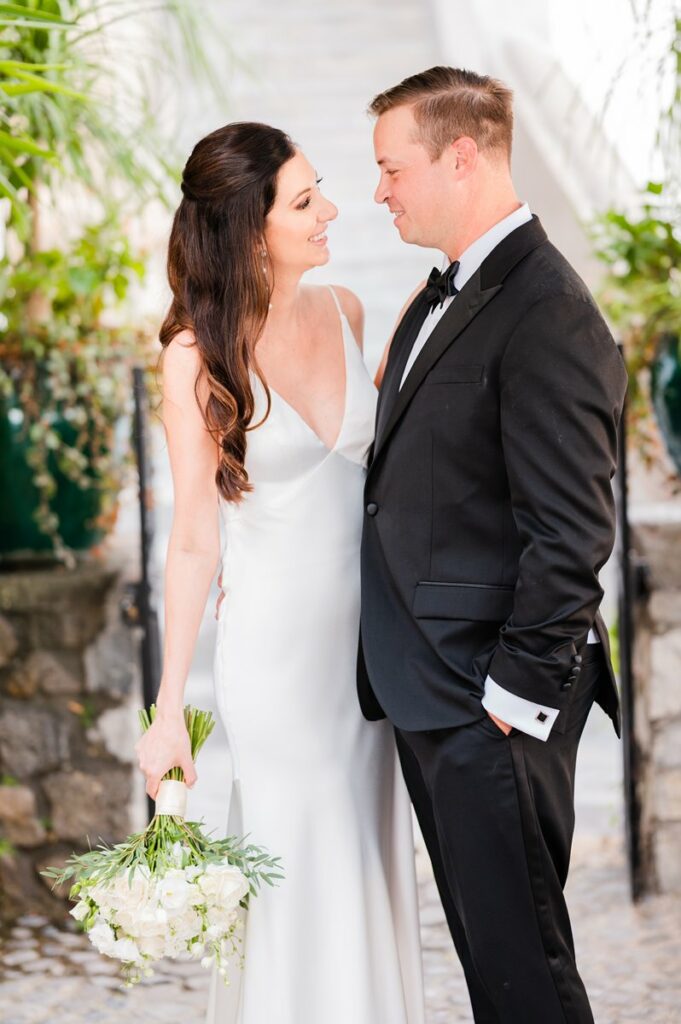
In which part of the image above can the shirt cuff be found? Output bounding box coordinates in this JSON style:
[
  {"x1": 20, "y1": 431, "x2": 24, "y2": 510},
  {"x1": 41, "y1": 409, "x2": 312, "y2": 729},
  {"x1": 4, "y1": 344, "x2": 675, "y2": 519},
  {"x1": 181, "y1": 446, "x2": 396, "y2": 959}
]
[{"x1": 482, "y1": 676, "x2": 560, "y2": 742}]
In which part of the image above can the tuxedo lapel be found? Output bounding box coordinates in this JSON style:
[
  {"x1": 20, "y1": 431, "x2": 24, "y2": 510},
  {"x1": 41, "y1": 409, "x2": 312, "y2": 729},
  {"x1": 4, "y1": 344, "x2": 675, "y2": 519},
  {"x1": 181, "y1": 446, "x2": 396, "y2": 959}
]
[
  {"x1": 370, "y1": 215, "x2": 548, "y2": 467},
  {"x1": 375, "y1": 291, "x2": 430, "y2": 442},
  {"x1": 372, "y1": 271, "x2": 500, "y2": 462}
]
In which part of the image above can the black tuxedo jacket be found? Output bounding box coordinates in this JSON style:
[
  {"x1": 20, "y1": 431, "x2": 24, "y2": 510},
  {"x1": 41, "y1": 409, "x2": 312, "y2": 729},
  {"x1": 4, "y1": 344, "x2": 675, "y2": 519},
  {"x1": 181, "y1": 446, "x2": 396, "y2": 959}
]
[{"x1": 358, "y1": 216, "x2": 628, "y2": 734}]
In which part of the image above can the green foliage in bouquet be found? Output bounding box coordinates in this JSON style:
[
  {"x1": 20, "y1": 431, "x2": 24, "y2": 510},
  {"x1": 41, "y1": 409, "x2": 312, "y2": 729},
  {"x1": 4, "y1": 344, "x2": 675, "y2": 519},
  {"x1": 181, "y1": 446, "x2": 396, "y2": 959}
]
[{"x1": 42, "y1": 707, "x2": 282, "y2": 985}]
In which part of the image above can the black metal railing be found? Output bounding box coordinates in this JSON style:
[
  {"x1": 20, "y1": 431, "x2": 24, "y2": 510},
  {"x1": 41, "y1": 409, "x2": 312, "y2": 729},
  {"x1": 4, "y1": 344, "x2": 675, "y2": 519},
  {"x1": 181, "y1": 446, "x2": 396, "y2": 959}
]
[{"x1": 121, "y1": 367, "x2": 162, "y2": 821}]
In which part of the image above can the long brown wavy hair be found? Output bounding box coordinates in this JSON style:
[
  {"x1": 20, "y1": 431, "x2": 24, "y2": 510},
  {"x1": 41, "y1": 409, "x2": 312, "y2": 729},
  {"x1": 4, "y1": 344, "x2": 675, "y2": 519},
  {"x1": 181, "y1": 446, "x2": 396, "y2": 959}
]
[{"x1": 160, "y1": 122, "x2": 296, "y2": 502}]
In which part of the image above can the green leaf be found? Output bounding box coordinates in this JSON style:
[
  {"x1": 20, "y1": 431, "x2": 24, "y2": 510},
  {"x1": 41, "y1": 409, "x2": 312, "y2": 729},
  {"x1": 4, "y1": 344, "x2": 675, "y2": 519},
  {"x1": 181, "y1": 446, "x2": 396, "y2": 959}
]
[
  {"x1": 0, "y1": 129, "x2": 55, "y2": 159},
  {"x1": 6, "y1": 69, "x2": 89, "y2": 102},
  {"x1": 0, "y1": 60, "x2": 72, "y2": 72},
  {"x1": 0, "y1": 2, "x2": 72, "y2": 22}
]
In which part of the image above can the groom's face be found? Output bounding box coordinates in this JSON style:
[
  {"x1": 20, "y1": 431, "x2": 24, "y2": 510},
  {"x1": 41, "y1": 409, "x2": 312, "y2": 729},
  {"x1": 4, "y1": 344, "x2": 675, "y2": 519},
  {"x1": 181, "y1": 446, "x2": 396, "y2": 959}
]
[{"x1": 373, "y1": 105, "x2": 455, "y2": 250}]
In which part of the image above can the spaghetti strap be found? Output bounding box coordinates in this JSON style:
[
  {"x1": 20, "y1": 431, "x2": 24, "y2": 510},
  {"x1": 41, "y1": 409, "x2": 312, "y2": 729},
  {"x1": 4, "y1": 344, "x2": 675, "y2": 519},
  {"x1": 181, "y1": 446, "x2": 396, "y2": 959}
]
[{"x1": 327, "y1": 285, "x2": 344, "y2": 319}]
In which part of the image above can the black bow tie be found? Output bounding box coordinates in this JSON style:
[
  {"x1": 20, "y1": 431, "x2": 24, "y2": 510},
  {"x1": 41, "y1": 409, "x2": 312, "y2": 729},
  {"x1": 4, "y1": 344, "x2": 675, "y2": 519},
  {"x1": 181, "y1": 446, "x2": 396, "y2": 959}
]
[{"x1": 424, "y1": 260, "x2": 460, "y2": 311}]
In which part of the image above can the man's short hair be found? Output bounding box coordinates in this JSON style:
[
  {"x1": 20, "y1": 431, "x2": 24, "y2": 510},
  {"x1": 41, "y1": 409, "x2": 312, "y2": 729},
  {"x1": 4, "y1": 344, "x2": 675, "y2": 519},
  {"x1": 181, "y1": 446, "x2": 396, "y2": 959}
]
[{"x1": 369, "y1": 66, "x2": 514, "y2": 161}]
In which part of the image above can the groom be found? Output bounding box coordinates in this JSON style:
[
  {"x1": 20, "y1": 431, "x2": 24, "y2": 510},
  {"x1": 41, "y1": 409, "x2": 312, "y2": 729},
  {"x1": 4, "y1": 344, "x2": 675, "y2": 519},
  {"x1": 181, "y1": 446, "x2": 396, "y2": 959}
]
[{"x1": 358, "y1": 67, "x2": 627, "y2": 1023}]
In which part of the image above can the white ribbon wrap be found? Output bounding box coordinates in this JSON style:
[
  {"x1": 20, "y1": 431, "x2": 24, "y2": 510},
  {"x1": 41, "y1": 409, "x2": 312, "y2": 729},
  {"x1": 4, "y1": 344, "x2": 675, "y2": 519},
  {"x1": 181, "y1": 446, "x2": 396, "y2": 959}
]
[{"x1": 155, "y1": 779, "x2": 188, "y2": 818}]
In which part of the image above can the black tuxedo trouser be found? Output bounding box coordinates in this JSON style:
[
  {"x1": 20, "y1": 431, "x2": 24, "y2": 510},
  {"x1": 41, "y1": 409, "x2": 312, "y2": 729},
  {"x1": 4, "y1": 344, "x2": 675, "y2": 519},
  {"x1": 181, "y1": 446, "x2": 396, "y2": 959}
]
[{"x1": 395, "y1": 645, "x2": 605, "y2": 1024}]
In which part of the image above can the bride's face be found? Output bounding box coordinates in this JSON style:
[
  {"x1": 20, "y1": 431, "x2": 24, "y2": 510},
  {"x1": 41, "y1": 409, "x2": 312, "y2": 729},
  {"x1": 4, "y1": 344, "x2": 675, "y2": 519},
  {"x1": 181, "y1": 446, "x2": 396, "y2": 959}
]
[{"x1": 264, "y1": 150, "x2": 338, "y2": 272}]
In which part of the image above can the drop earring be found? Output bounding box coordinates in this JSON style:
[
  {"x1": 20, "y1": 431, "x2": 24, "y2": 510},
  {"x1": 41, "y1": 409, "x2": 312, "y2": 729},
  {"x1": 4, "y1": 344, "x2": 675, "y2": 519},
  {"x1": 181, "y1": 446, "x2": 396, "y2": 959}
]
[{"x1": 261, "y1": 249, "x2": 272, "y2": 310}]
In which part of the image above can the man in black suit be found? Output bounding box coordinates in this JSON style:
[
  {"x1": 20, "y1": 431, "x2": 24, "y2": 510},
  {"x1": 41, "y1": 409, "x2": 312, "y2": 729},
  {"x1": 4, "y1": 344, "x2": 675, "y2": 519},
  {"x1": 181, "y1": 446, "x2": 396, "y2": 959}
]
[{"x1": 359, "y1": 67, "x2": 628, "y2": 1023}]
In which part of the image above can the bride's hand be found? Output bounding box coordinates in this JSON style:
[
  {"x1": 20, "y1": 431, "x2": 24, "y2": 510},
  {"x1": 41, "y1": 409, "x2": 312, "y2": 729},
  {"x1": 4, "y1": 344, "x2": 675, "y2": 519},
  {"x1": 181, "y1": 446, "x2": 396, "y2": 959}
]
[{"x1": 135, "y1": 706, "x2": 198, "y2": 800}]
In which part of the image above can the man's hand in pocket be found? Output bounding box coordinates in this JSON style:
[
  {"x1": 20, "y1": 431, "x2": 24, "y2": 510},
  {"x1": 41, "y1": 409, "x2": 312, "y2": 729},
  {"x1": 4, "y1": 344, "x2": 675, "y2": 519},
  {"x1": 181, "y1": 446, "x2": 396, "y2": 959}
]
[{"x1": 487, "y1": 711, "x2": 512, "y2": 736}]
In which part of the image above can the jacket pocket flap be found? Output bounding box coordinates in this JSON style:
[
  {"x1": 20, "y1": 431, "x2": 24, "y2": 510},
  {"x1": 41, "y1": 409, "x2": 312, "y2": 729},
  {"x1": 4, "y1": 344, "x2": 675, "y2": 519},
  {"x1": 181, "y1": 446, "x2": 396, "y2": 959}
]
[
  {"x1": 413, "y1": 582, "x2": 514, "y2": 621},
  {"x1": 426, "y1": 364, "x2": 484, "y2": 384}
]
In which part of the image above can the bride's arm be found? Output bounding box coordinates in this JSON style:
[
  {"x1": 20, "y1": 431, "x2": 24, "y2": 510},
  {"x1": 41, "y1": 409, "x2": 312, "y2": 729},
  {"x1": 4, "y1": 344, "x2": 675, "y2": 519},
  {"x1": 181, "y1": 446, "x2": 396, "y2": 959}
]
[
  {"x1": 374, "y1": 281, "x2": 425, "y2": 388},
  {"x1": 135, "y1": 331, "x2": 220, "y2": 799}
]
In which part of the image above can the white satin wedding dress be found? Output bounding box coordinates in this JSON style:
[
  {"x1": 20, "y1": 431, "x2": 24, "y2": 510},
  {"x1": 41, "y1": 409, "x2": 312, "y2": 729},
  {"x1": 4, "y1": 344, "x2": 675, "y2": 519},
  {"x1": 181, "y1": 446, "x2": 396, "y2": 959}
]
[{"x1": 207, "y1": 287, "x2": 425, "y2": 1024}]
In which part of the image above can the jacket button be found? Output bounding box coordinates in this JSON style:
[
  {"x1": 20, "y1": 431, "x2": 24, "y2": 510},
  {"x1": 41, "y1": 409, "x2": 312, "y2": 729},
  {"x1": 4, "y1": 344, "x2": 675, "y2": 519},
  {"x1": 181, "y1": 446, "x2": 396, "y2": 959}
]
[
  {"x1": 561, "y1": 682, "x2": 572, "y2": 691},
  {"x1": 366, "y1": 502, "x2": 378, "y2": 516}
]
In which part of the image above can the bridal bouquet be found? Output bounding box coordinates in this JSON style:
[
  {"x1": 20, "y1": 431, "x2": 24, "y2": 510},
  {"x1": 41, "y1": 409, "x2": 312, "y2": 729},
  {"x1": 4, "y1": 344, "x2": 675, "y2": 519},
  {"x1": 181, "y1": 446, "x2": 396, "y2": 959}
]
[{"x1": 43, "y1": 706, "x2": 282, "y2": 986}]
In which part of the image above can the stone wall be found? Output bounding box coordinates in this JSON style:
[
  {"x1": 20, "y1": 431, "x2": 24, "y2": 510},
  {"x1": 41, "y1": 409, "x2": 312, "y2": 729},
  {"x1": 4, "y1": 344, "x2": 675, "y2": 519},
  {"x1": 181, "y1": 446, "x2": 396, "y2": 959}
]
[
  {"x1": 630, "y1": 504, "x2": 681, "y2": 895},
  {"x1": 0, "y1": 561, "x2": 145, "y2": 923}
]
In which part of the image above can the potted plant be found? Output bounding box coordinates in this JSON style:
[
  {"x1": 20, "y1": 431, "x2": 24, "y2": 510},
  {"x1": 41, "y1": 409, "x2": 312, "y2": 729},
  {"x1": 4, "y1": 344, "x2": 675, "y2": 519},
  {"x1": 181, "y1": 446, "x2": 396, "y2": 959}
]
[
  {"x1": 0, "y1": 219, "x2": 146, "y2": 560},
  {"x1": 591, "y1": 16, "x2": 681, "y2": 478},
  {"x1": 592, "y1": 184, "x2": 681, "y2": 476},
  {"x1": 0, "y1": 0, "x2": 223, "y2": 563}
]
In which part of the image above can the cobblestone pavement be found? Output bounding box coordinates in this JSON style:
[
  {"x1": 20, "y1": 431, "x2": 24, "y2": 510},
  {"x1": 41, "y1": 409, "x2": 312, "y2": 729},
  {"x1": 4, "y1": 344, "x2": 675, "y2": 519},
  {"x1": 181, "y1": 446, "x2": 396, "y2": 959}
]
[{"x1": 1, "y1": 827, "x2": 680, "y2": 1023}]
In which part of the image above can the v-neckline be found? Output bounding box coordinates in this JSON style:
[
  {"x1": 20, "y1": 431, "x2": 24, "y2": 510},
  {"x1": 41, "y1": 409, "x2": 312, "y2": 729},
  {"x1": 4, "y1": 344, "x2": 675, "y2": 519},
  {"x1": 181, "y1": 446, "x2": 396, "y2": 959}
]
[{"x1": 256, "y1": 309, "x2": 350, "y2": 455}]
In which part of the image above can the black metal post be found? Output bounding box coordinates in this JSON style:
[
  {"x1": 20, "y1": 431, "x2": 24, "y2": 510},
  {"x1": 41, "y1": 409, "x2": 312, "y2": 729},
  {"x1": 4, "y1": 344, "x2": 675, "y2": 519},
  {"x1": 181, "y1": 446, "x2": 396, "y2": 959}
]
[
  {"x1": 616, "y1": 359, "x2": 643, "y2": 901},
  {"x1": 130, "y1": 366, "x2": 162, "y2": 821}
]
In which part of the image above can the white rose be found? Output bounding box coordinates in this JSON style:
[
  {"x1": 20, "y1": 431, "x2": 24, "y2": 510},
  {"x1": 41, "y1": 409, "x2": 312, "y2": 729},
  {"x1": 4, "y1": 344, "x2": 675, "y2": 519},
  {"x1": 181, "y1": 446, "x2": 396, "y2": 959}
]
[
  {"x1": 197, "y1": 864, "x2": 249, "y2": 907},
  {"x1": 109, "y1": 867, "x2": 152, "y2": 910},
  {"x1": 88, "y1": 919, "x2": 117, "y2": 957},
  {"x1": 156, "y1": 869, "x2": 193, "y2": 912}
]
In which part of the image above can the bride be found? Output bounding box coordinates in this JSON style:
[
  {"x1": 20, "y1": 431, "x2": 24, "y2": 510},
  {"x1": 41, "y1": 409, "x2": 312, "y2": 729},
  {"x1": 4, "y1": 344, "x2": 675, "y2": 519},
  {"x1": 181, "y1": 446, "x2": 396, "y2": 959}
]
[{"x1": 135, "y1": 121, "x2": 425, "y2": 1024}]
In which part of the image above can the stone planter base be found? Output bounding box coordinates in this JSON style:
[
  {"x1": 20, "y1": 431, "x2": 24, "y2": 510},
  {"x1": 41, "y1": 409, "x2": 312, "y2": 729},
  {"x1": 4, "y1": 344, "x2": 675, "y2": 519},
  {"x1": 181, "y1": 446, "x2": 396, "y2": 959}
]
[
  {"x1": 631, "y1": 503, "x2": 681, "y2": 894},
  {"x1": 0, "y1": 559, "x2": 145, "y2": 923}
]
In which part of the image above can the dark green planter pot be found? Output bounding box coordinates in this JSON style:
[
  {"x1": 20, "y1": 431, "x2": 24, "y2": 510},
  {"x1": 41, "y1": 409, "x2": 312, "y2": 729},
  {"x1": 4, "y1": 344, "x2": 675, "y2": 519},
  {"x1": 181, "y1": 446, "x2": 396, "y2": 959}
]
[
  {"x1": 651, "y1": 333, "x2": 681, "y2": 476},
  {"x1": 0, "y1": 397, "x2": 106, "y2": 558}
]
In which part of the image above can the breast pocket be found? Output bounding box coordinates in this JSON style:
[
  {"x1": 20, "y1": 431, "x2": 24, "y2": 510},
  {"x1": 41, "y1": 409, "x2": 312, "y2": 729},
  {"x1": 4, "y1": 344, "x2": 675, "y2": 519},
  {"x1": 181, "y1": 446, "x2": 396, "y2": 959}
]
[{"x1": 425, "y1": 364, "x2": 484, "y2": 385}]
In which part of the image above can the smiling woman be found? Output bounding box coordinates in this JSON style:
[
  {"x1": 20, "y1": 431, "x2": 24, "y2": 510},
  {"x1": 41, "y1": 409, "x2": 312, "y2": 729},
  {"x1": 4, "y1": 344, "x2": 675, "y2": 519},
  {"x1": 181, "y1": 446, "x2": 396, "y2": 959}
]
[{"x1": 135, "y1": 120, "x2": 426, "y2": 1024}]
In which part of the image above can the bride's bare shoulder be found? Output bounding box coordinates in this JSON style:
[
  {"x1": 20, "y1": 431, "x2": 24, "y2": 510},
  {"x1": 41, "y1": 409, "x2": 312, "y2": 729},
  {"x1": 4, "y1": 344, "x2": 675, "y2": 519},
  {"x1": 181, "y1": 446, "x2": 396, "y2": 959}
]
[
  {"x1": 161, "y1": 329, "x2": 206, "y2": 407},
  {"x1": 164, "y1": 327, "x2": 198, "y2": 352}
]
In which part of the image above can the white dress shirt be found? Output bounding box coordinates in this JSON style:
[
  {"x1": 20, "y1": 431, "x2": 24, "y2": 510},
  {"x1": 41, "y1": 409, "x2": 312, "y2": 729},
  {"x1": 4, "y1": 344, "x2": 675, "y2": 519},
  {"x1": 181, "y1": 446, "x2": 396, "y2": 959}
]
[{"x1": 399, "y1": 203, "x2": 599, "y2": 741}]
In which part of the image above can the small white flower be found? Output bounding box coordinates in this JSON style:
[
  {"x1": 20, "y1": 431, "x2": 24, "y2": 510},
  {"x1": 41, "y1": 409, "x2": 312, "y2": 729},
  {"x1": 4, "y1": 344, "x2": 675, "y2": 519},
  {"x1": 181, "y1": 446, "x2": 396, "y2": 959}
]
[
  {"x1": 69, "y1": 900, "x2": 90, "y2": 922},
  {"x1": 136, "y1": 932, "x2": 166, "y2": 959},
  {"x1": 170, "y1": 908, "x2": 203, "y2": 942},
  {"x1": 88, "y1": 919, "x2": 117, "y2": 957},
  {"x1": 206, "y1": 904, "x2": 238, "y2": 933},
  {"x1": 111, "y1": 937, "x2": 143, "y2": 963}
]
